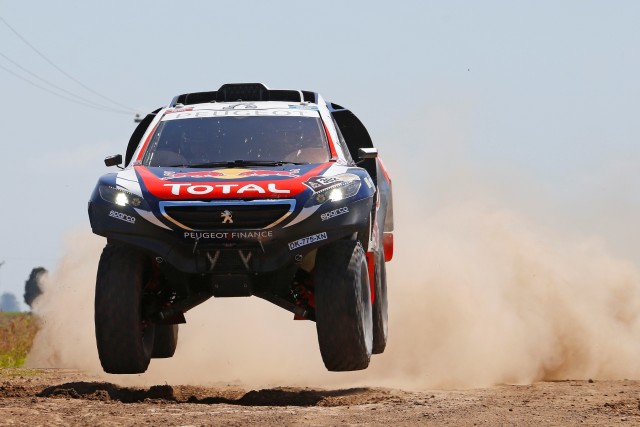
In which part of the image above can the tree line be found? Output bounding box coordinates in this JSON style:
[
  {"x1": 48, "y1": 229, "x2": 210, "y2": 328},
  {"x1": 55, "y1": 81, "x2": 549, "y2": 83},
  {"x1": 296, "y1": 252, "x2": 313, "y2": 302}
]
[{"x1": 0, "y1": 267, "x2": 46, "y2": 312}]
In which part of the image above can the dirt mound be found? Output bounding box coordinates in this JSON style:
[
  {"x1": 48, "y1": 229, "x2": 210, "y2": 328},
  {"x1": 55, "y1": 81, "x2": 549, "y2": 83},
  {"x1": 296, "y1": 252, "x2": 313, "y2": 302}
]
[
  {"x1": 38, "y1": 382, "x2": 176, "y2": 402},
  {"x1": 36, "y1": 381, "x2": 390, "y2": 407}
]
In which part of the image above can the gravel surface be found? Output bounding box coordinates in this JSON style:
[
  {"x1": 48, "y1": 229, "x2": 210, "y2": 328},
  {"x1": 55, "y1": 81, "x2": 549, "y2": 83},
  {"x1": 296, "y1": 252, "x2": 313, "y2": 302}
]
[{"x1": 1, "y1": 369, "x2": 640, "y2": 426}]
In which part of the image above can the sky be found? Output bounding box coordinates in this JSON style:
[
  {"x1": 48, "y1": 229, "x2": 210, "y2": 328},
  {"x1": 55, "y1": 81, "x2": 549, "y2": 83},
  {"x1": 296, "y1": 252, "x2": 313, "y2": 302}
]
[{"x1": 0, "y1": 1, "x2": 639, "y2": 310}]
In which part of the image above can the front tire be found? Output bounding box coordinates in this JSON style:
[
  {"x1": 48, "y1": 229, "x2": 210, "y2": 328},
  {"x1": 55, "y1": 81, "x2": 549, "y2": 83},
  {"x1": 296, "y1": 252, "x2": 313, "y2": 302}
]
[
  {"x1": 315, "y1": 240, "x2": 373, "y2": 371},
  {"x1": 95, "y1": 244, "x2": 155, "y2": 374}
]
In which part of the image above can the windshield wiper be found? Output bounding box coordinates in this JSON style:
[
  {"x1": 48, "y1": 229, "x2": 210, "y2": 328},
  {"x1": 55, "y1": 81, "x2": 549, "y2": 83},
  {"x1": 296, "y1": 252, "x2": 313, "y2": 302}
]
[
  {"x1": 185, "y1": 161, "x2": 237, "y2": 168},
  {"x1": 236, "y1": 160, "x2": 309, "y2": 166},
  {"x1": 187, "y1": 160, "x2": 308, "y2": 168}
]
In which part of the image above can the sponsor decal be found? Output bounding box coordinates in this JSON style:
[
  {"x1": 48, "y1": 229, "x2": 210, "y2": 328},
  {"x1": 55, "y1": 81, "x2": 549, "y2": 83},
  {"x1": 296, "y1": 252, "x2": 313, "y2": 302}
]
[
  {"x1": 288, "y1": 105, "x2": 318, "y2": 110},
  {"x1": 288, "y1": 232, "x2": 328, "y2": 251},
  {"x1": 135, "y1": 163, "x2": 330, "y2": 200},
  {"x1": 165, "y1": 107, "x2": 194, "y2": 114},
  {"x1": 163, "y1": 183, "x2": 290, "y2": 196},
  {"x1": 109, "y1": 210, "x2": 135, "y2": 224},
  {"x1": 221, "y1": 210, "x2": 233, "y2": 224},
  {"x1": 162, "y1": 168, "x2": 300, "y2": 181},
  {"x1": 303, "y1": 173, "x2": 360, "y2": 193},
  {"x1": 184, "y1": 231, "x2": 273, "y2": 239},
  {"x1": 303, "y1": 176, "x2": 342, "y2": 191},
  {"x1": 223, "y1": 102, "x2": 258, "y2": 110},
  {"x1": 162, "y1": 109, "x2": 319, "y2": 120},
  {"x1": 320, "y1": 207, "x2": 349, "y2": 221}
]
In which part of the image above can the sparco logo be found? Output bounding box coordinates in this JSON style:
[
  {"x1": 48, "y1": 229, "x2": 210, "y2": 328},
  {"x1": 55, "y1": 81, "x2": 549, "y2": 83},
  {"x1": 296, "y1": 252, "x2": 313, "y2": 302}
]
[
  {"x1": 109, "y1": 210, "x2": 135, "y2": 224},
  {"x1": 320, "y1": 207, "x2": 349, "y2": 221}
]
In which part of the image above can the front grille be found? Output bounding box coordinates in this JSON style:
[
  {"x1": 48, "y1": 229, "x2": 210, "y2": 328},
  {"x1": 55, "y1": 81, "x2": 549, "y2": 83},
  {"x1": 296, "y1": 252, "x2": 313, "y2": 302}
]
[{"x1": 161, "y1": 200, "x2": 294, "y2": 230}]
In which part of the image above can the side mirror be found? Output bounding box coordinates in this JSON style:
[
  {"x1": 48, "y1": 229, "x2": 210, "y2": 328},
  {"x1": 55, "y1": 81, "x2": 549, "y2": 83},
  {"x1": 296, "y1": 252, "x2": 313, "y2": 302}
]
[
  {"x1": 358, "y1": 147, "x2": 378, "y2": 160},
  {"x1": 104, "y1": 154, "x2": 123, "y2": 167}
]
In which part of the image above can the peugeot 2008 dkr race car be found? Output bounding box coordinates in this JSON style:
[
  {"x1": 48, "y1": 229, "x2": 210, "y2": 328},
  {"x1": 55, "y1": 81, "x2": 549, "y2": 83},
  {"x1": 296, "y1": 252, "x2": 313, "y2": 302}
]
[{"x1": 88, "y1": 83, "x2": 393, "y2": 374}]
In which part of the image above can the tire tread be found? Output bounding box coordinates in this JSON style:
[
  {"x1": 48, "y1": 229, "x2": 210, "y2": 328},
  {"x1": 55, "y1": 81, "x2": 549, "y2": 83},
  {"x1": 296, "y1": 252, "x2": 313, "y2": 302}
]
[
  {"x1": 95, "y1": 244, "x2": 153, "y2": 374},
  {"x1": 315, "y1": 240, "x2": 372, "y2": 371}
]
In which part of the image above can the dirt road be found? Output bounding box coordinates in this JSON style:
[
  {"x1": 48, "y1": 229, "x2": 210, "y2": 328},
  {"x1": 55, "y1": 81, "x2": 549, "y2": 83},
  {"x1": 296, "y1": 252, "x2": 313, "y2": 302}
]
[{"x1": 1, "y1": 369, "x2": 639, "y2": 426}]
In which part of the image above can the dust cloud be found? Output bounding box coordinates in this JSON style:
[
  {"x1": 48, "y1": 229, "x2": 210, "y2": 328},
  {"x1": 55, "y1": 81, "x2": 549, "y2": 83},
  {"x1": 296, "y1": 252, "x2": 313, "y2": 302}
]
[
  {"x1": 27, "y1": 231, "x2": 105, "y2": 374},
  {"x1": 375, "y1": 202, "x2": 640, "y2": 388},
  {"x1": 23, "y1": 95, "x2": 640, "y2": 388},
  {"x1": 26, "y1": 193, "x2": 640, "y2": 390},
  {"x1": 25, "y1": 99, "x2": 640, "y2": 387}
]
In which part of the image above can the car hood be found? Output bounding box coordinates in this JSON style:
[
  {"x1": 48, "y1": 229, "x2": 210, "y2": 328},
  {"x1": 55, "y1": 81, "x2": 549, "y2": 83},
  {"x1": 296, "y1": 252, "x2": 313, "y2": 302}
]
[{"x1": 133, "y1": 163, "x2": 333, "y2": 200}]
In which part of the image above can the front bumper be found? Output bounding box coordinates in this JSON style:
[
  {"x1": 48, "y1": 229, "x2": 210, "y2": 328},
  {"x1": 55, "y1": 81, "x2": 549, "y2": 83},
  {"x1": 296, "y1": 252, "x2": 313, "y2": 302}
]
[{"x1": 88, "y1": 194, "x2": 372, "y2": 274}]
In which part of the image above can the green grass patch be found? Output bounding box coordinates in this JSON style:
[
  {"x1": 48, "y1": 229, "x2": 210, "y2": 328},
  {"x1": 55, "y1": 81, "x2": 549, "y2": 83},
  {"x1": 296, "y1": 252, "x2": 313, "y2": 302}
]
[
  {"x1": 0, "y1": 368, "x2": 43, "y2": 377},
  {"x1": 0, "y1": 312, "x2": 39, "y2": 368}
]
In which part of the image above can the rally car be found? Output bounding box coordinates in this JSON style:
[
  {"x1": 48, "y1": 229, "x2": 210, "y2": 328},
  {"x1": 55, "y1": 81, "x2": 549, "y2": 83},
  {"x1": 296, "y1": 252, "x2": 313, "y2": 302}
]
[{"x1": 88, "y1": 83, "x2": 393, "y2": 374}]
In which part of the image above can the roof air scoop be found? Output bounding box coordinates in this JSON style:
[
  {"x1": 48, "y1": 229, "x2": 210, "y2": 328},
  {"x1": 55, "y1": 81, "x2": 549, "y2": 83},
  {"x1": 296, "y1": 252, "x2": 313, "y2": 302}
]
[{"x1": 218, "y1": 83, "x2": 269, "y2": 102}]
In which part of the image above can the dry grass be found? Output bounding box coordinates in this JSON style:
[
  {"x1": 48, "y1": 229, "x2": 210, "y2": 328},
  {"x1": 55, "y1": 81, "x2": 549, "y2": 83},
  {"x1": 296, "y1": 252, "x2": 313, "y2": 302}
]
[{"x1": 0, "y1": 312, "x2": 39, "y2": 368}]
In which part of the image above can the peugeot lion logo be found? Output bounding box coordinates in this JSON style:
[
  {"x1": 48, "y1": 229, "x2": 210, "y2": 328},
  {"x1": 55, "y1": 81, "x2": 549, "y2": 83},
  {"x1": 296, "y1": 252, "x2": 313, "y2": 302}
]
[{"x1": 221, "y1": 210, "x2": 233, "y2": 224}]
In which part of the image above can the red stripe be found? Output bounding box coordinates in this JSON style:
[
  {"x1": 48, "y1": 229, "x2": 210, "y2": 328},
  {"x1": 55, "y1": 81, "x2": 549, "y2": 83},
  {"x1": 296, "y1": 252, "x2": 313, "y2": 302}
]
[
  {"x1": 322, "y1": 120, "x2": 338, "y2": 158},
  {"x1": 383, "y1": 232, "x2": 393, "y2": 262},
  {"x1": 366, "y1": 251, "x2": 376, "y2": 304},
  {"x1": 135, "y1": 121, "x2": 160, "y2": 162},
  {"x1": 377, "y1": 157, "x2": 391, "y2": 183}
]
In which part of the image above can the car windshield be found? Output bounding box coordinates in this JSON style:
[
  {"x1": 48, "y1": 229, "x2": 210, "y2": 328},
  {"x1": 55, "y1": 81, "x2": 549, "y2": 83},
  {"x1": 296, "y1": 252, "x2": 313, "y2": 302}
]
[{"x1": 142, "y1": 115, "x2": 330, "y2": 167}]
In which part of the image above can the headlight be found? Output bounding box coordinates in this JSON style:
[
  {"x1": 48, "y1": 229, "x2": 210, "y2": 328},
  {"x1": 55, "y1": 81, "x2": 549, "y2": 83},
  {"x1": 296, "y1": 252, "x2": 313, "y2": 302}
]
[
  {"x1": 304, "y1": 173, "x2": 361, "y2": 207},
  {"x1": 98, "y1": 185, "x2": 149, "y2": 209},
  {"x1": 327, "y1": 180, "x2": 361, "y2": 201}
]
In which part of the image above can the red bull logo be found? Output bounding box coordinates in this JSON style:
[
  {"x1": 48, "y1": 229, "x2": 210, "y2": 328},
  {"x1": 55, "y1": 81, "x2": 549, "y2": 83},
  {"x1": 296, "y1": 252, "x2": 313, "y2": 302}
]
[{"x1": 162, "y1": 168, "x2": 300, "y2": 181}]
